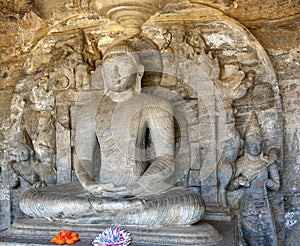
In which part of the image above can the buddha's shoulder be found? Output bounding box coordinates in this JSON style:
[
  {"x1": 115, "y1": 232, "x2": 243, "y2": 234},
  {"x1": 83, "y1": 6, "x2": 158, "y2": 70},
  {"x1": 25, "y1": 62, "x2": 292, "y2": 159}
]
[{"x1": 136, "y1": 93, "x2": 173, "y2": 110}]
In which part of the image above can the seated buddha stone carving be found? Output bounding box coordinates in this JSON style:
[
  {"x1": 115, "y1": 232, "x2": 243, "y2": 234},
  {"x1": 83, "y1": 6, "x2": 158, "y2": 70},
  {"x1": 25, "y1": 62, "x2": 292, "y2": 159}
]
[{"x1": 20, "y1": 40, "x2": 205, "y2": 226}]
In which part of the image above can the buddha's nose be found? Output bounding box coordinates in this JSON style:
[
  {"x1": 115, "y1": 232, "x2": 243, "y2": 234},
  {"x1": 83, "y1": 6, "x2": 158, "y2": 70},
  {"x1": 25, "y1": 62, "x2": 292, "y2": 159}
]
[{"x1": 112, "y1": 65, "x2": 121, "y2": 79}]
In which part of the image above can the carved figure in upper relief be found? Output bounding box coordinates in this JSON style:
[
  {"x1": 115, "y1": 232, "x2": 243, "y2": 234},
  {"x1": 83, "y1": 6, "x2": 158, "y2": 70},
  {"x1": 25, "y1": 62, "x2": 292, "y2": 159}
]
[
  {"x1": 57, "y1": 32, "x2": 91, "y2": 90},
  {"x1": 8, "y1": 129, "x2": 56, "y2": 190},
  {"x1": 159, "y1": 27, "x2": 173, "y2": 53},
  {"x1": 227, "y1": 111, "x2": 280, "y2": 245},
  {"x1": 19, "y1": 40, "x2": 205, "y2": 226},
  {"x1": 31, "y1": 73, "x2": 54, "y2": 112},
  {"x1": 215, "y1": 63, "x2": 255, "y2": 210},
  {"x1": 171, "y1": 24, "x2": 194, "y2": 60},
  {"x1": 30, "y1": 73, "x2": 56, "y2": 169},
  {"x1": 186, "y1": 27, "x2": 207, "y2": 55},
  {"x1": 66, "y1": 40, "x2": 90, "y2": 90},
  {"x1": 217, "y1": 62, "x2": 255, "y2": 102},
  {"x1": 84, "y1": 32, "x2": 102, "y2": 72},
  {"x1": 10, "y1": 94, "x2": 25, "y2": 133},
  {"x1": 171, "y1": 25, "x2": 195, "y2": 84},
  {"x1": 35, "y1": 112, "x2": 56, "y2": 169}
]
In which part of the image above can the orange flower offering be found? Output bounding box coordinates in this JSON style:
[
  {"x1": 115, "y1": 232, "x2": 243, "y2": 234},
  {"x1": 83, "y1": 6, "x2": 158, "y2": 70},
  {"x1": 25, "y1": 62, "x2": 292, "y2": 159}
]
[{"x1": 50, "y1": 230, "x2": 80, "y2": 245}]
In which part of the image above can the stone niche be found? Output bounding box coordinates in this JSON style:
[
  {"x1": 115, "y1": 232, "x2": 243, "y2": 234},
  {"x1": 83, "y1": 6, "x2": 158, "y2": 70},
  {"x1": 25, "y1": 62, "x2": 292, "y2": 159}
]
[{"x1": 0, "y1": 0, "x2": 285, "y2": 245}]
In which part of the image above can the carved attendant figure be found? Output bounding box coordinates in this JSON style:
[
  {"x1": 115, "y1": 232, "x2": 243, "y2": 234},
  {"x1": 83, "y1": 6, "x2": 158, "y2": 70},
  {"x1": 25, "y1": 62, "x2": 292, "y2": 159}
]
[
  {"x1": 215, "y1": 65, "x2": 255, "y2": 209},
  {"x1": 9, "y1": 144, "x2": 44, "y2": 189},
  {"x1": 227, "y1": 111, "x2": 280, "y2": 245},
  {"x1": 20, "y1": 40, "x2": 204, "y2": 226},
  {"x1": 8, "y1": 129, "x2": 56, "y2": 189}
]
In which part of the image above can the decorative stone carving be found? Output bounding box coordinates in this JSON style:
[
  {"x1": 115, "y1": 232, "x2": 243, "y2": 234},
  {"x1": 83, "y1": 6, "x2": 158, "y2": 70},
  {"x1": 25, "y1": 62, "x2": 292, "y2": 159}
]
[
  {"x1": 0, "y1": 1, "x2": 285, "y2": 245},
  {"x1": 214, "y1": 64, "x2": 255, "y2": 210},
  {"x1": 26, "y1": 72, "x2": 56, "y2": 176},
  {"x1": 171, "y1": 24, "x2": 195, "y2": 60},
  {"x1": 159, "y1": 27, "x2": 172, "y2": 53},
  {"x1": 8, "y1": 128, "x2": 56, "y2": 189},
  {"x1": 142, "y1": 18, "x2": 255, "y2": 219},
  {"x1": 89, "y1": 0, "x2": 175, "y2": 36},
  {"x1": 10, "y1": 94, "x2": 25, "y2": 134},
  {"x1": 186, "y1": 26, "x2": 207, "y2": 55},
  {"x1": 141, "y1": 3, "x2": 284, "y2": 227},
  {"x1": 19, "y1": 40, "x2": 205, "y2": 226},
  {"x1": 56, "y1": 32, "x2": 90, "y2": 90},
  {"x1": 84, "y1": 32, "x2": 102, "y2": 72},
  {"x1": 30, "y1": 73, "x2": 54, "y2": 112},
  {"x1": 227, "y1": 111, "x2": 280, "y2": 245}
]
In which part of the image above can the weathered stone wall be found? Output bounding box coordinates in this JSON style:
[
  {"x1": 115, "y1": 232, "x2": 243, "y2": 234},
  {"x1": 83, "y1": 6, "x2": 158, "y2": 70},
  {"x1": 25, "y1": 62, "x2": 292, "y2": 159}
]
[
  {"x1": 268, "y1": 46, "x2": 300, "y2": 244},
  {"x1": 227, "y1": 2, "x2": 300, "y2": 242},
  {"x1": 224, "y1": 2, "x2": 300, "y2": 243},
  {"x1": 223, "y1": 0, "x2": 300, "y2": 245},
  {"x1": 0, "y1": 1, "x2": 47, "y2": 229},
  {"x1": 0, "y1": 0, "x2": 299, "y2": 244}
]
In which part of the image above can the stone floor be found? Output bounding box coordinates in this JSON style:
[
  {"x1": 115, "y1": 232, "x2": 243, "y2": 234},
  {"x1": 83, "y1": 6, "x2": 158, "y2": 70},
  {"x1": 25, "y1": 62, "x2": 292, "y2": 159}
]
[{"x1": 0, "y1": 220, "x2": 235, "y2": 246}]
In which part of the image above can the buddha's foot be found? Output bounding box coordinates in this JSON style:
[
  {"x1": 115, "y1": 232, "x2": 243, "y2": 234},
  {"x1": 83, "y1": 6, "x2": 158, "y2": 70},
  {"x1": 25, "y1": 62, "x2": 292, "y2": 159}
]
[
  {"x1": 64, "y1": 214, "x2": 115, "y2": 224},
  {"x1": 89, "y1": 197, "x2": 145, "y2": 211}
]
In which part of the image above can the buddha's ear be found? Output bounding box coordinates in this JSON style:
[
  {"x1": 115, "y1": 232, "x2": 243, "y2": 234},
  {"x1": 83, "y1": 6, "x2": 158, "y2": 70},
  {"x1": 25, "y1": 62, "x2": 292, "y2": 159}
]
[
  {"x1": 135, "y1": 64, "x2": 144, "y2": 93},
  {"x1": 101, "y1": 67, "x2": 109, "y2": 94},
  {"x1": 137, "y1": 64, "x2": 144, "y2": 77}
]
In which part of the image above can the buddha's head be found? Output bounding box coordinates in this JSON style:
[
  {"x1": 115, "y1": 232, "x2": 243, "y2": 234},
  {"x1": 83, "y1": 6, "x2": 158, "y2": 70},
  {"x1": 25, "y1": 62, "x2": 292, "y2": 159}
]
[{"x1": 102, "y1": 40, "x2": 144, "y2": 94}]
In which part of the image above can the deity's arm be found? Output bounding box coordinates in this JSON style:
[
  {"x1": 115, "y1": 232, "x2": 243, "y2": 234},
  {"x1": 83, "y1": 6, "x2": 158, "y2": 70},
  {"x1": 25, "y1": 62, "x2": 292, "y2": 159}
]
[
  {"x1": 8, "y1": 160, "x2": 20, "y2": 188},
  {"x1": 267, "y1": 146, "x2": 280, "y2": 163},
  {"x1": 227, "y1": 158, "x2": 247, "y2": 191},
  {"x1": 266, "y1": 163, "x2": 280, "y2": 191},
  {"x1": 265, "y1": 147, "x2": 280, "y2": 190}
]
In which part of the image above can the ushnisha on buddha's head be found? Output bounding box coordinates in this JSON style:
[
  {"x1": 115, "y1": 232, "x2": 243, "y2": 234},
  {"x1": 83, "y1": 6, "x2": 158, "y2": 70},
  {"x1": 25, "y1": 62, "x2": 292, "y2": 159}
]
[{"x1": 102, "y1": 40, "x2": 144, "y2": 94}]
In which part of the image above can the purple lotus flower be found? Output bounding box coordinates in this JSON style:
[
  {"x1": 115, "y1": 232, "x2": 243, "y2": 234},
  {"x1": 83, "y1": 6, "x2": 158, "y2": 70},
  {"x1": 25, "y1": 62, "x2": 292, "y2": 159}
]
[{"x1": 92, "y1": 227, "x2": 131, "y2": 246}]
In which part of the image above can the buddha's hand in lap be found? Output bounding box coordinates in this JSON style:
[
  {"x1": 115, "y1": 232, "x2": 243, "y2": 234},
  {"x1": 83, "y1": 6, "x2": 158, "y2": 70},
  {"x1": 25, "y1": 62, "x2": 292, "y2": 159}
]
[
  {"x1": 84, "y1": 181, "x2": 116, "y2": 195},
  {"x1": 101, "y1": 183, "x2": 144, "y2": 198},
  {"x1": 90, "y1": 197, "x2": 145, "y2": 211}
]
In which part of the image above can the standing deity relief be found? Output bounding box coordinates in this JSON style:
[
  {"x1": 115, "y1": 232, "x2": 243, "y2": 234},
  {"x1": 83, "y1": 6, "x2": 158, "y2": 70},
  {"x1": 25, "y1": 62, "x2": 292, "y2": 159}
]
[{"x1": 227, "y1": 111, "x2": 280, "y2": 245}]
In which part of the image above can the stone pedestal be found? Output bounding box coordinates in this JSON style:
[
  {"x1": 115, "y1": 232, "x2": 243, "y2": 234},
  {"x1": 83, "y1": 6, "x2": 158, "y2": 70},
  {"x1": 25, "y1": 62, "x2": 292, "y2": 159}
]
[{"x1": 1, "y1": 218, "x2": 223, "y2": 246}]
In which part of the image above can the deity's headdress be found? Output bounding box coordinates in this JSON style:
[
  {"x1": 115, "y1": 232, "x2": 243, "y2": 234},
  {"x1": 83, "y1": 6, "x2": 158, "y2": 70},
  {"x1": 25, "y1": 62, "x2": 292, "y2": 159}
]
[{"x1": 244, "y1": 111, "x2": 262, "y2": 139}]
